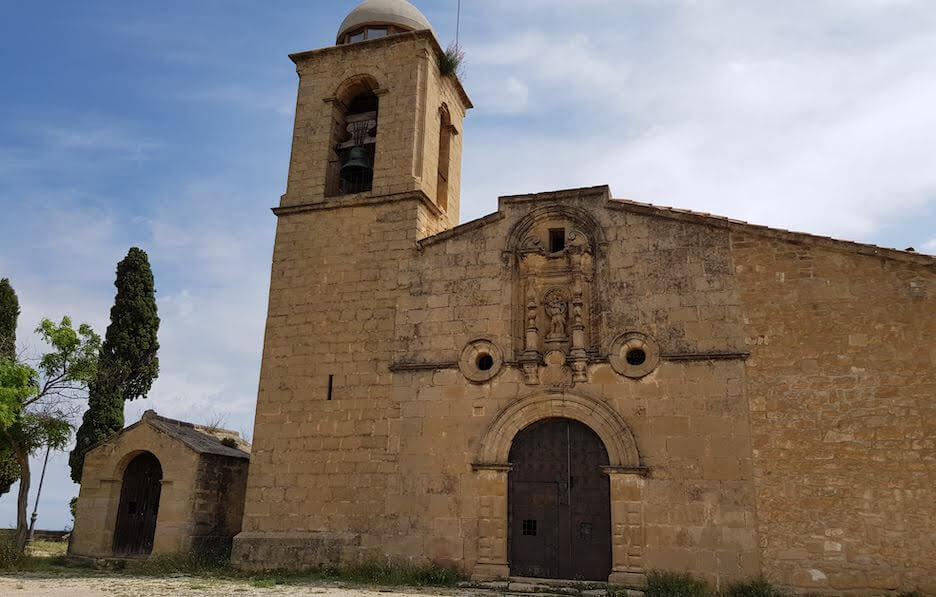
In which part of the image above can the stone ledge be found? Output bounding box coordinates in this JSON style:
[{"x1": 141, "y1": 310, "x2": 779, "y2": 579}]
[
  {"x1": 388, "y1": 360, "x2": 457, "y2": 372},
  {"x1": 459, "y1": 576, "x2": 646, "y2": 596},
  {"x1": 661, "y1": 351, "x2": 750, "y2": 361}
]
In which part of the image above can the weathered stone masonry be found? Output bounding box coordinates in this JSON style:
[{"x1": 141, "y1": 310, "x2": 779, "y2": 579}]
[{"x1": 231, "y1": 3, "x2": 935, "y2": 593}]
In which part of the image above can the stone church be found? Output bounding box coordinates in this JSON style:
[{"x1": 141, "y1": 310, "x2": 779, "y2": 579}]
[{"x1": 222, "y1": 0, "x2": 935, "y2": 593}]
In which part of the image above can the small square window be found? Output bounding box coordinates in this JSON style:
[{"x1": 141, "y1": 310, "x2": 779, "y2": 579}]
[
  {"x1": 348, "y1": 31, "x2": 365, "y2": 43},
  {"x1": 367, "y1": 27, "x2": 388, "y2": 39},
  {"x1": 579, "y1": 522, "x2": 593, "y2": 540},
  {"x1": 549, "y1": 228, "x2": 566, "y2": 253},
  {"x1": 522, "y1": 519, "x2": 537, "y2": 536}
]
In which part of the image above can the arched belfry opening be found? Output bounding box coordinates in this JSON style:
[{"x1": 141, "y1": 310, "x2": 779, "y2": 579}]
[
  {"x1": 327, "y1": 75, "x2": 380, "y2": 196},
  {"x1": 113, "y1": 451, "x2": 163, "y2": 557},
  {"x1": 436, "y1": 104, "x2": 452, "y2": 211},
  {"x1": 508, "y1": 418, "x2": 612, "y2": 580}
]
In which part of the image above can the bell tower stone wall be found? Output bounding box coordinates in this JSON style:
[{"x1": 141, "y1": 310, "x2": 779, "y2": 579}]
[{"x1": 232, "y1": 26, "x2": 470, "y2": 569}]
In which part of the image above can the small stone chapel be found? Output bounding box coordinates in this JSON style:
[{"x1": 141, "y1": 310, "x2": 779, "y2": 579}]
[{"x1": 70, "y1": 411, "x2": 250, "y2": 559}]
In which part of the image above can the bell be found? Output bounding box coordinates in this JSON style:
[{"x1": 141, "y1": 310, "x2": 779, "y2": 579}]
[{"x1": 340, "y1": 146, "x2": 371, "y2": 181}]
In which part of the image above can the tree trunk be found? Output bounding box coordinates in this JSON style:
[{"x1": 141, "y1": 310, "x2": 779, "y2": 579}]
[{"x1": 14, "y1": 447, "x2": 30, "y2": 552}]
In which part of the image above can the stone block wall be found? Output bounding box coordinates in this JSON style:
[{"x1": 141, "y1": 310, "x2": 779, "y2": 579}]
[
  {"x1": 191, "y1": 453, "x2": 249, "y2": 549},
  {"x1": 733, "y1": 232, "x2": 936, "y2": 593},
  {"x1": 237, "y1": 197, "x2": 425, "y2": 564}
]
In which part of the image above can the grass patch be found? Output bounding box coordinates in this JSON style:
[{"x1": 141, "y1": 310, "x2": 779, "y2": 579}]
[
  {"x1": 37, "y1": 544, "x2": 465, "y2": 589},
  {"x1": 646, "y1": 571, "x2": 712, "y2": 597},
  {"x1": 721, "y1": 579, "x2": 785, "y2": 597},
  {"x1": 0, "y1": 534, "x2": 88, "y2": 575},
  {"x1": 123, "y1": 543, "x2": 232, "y2": 577},
  {"x1": 250, "y1": 578, "x2": 277, "y2": 588},
  {"x1": 28, "y1": 539, "x2": 68, "y2": 558},
  {"x1": 311, "y1": 561, "x2": 464, "y2": 587}
]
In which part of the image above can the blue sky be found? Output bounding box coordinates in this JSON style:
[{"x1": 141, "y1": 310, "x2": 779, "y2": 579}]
[{"x1": 1, "y1": 0, "x2": 934, "y2": 529}]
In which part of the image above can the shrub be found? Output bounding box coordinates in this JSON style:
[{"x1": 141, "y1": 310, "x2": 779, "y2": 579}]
[
  {"x1": 0, "y1": 539, "x2": 25, "y2": 571},
  {"x1": 646, "y1": 571, "x2": 711, "y2": 597},
  {"x1": 721, "y1": 578, "x2": 785, "y2": 597},
  {"x1": 439, "y1": 43, "x2": 464, "y2": 78}
]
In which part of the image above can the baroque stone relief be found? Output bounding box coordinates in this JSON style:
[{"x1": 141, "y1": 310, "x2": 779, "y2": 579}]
[{"x1": 512, "y1": 216, "x2": 599, "y2": 387}]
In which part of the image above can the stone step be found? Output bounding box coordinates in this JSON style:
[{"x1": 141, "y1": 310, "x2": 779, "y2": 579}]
[{"x1": 458, "y1": 578, "x2": 644, "y2": 597}]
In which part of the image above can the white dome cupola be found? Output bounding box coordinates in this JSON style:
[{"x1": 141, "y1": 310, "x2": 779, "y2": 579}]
[{"x1": 337, "y1": 0, "x2": 433, "y2": 45}]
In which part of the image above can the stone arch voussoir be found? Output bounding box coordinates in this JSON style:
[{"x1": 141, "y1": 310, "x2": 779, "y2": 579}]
[
  {"x1": 505, "y1": 204, "x2": 607, "y2": 254},
  {"x1": 332, "y1": 71, "x2": 385, "y2": 105},
  {"x1": 477, "y1": 392, "x2": 640, "y2": 468}
]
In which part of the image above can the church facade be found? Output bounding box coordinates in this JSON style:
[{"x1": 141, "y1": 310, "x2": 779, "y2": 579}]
[{"x1": 231, "y1": 2, "x2": 936, "y2": 593}]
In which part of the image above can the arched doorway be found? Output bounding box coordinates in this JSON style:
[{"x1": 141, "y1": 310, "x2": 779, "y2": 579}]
[
  {"x1": 113, "y1": 452, "x2": 162, "y2": 556},
  {"x1": 508, "y1": 418, "x2": 611, "y2": 580}
]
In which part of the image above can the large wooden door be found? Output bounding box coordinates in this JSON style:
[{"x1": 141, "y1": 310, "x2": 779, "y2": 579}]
[
  {"x1": 113, "y1": 452, "x2": 162, "y2": 556},
  {"x1": 508, "y1": 418, "x2": 611, "y2": 580}
]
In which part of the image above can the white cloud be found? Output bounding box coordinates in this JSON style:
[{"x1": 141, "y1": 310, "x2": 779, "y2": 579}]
[
  {"x1": 43, "y1": 126, "x2": 158, "y2": 157},
  {"x1": 459, "y1": 0, "x2": 936, "y2": 243},
  {"x1": 470, "y1": 76, "x2": 530, "y2": 115}
]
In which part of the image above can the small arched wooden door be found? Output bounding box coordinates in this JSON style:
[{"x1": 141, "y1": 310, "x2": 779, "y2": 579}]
[
  {"x1": 113, "y1": 452, "x2": 162, "y2": 556},
  {"x1": 509, "y1": 418, "x2": 611, "y2": 580}
]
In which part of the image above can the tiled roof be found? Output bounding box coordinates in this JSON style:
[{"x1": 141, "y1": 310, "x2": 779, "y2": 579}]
[
  {"x1": 607, "y1": 196, "x2": 934, "y2": 264},
  {"x1": 141, "y1": 410, "x2": 250, "y2": 459}
]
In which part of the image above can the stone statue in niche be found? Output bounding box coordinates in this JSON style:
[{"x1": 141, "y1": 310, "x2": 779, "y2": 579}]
[{"x1": 544, "y1": 290, "x2": 568, "y2": 340}]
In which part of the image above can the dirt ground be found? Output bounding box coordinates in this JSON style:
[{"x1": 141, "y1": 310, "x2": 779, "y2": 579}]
[{"x1": 0, "y1": 575, "x2": 477, "y2": 597}]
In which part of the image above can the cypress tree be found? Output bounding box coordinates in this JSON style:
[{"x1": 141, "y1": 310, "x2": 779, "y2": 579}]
[
  {"x1": 0, "y1": 278, "x2": 21, "y2": 495},
  {"x1": 0, "y1": 278, "x2": 18, "y2": 360},
  {"x1": 69, "y1": 248, "x2": 160, "y2": 483}
]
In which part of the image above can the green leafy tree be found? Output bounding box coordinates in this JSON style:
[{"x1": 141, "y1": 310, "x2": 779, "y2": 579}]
[
  {"x1": 70, "y1": 247, "x2": 160, "y2": 483},
  {"x1": 0, "y1": 317, "x2": 100, "y2": 551},
  {"x1": 0, "y1": 278, "x2": 21, "y2": 496}
]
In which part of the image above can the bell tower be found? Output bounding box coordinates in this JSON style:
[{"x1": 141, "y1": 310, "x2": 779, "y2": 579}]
[
  {"x1": 280, "y1": 0, "x2": 471, "y2": 230},
  {"x1": 234, "y1": 1, "x2": 471, "y2": 567}
]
